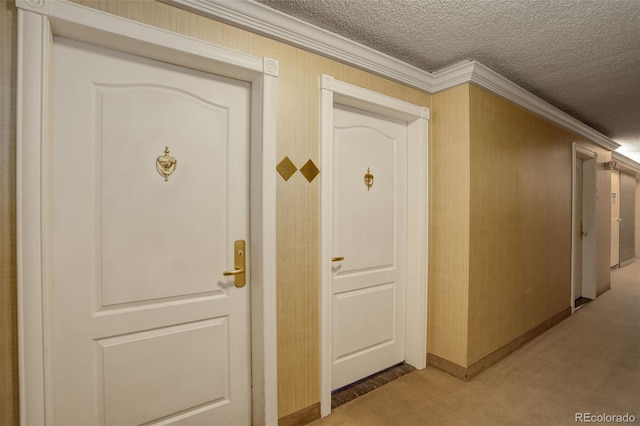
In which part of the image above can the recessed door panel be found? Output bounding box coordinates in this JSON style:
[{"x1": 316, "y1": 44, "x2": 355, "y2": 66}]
[
  {"x1": 100, "y1": 319, "x2": 229, "y2": 425},
  {"x1": 99, "y1": 85, "x2": 230, "y2": 306},
  {"x1": 51, "y1": 37, "x2": 251, "y2": 425},
  {"x1": 333, "y1": 283, "x2": 396, "y2": 361},
  {"x1": 334, "y1": 127, "x2": 396, "y2": 273}
]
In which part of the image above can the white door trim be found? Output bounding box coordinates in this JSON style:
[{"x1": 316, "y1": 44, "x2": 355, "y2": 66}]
[
  {"x1": 15, "y1": 1, "x2": 278, "y2": 424},
  {"x1": 571, "y1": 143, "x2": 598, "y2": 312},
  {"x1": 319, "y1": 75, "x2": 429, "y2": 417}
]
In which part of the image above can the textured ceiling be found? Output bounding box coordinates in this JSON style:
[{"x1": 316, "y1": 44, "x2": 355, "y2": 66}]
[{"x1": 256, "y1": 0, "x2": 640, "y2": 163}]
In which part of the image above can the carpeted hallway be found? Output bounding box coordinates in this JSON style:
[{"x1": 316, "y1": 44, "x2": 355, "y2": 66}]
[{"x1": 312, "y1": 260, "x2": 640, "y2": 426}]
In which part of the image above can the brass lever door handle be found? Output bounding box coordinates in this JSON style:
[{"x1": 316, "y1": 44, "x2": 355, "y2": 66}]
[
  {"x1": 223, "y1": 240, "x2": 246, "y2": 288},
  {"x1": 223, "y1": 267, "x2": 245, "y2": 276},
  {"x1": 332, "y1": 256, "x2": 345, "y2": 262}
]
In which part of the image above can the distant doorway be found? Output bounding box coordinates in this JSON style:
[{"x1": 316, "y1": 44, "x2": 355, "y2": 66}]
[
  {"x1": 611, "y1": 170, "x2": 621, "y2": 267},
  {"x1": 572, "y1": 145, "x2": 597, "y2": 311},
  {"x1": 618, "y1": 172, "x2": 636, "y2": 266}
]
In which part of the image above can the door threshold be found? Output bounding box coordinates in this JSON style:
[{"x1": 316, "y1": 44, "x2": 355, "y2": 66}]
[
  {"x1": 331, "y1": 362, "x2": 415, "y2": 409},
  {"x1": 574, "y1": 297, "x2": 593, "y2": 310}
]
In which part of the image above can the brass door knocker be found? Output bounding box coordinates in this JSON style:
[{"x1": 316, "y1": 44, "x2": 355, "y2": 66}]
[
  {"x1": 364, "y1": 167, "x2": 374, "y2": 191},
  {"x1": 156, "y1": 146, "x2": 177, "y2": 182}
]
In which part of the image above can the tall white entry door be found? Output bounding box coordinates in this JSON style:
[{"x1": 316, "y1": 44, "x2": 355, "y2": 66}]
[
  {"x1": 330, "y1": 105, "x2": 407, "y2": 390},
  {"x1": 50, "y1": 37, "x2": 252, "y2": 425},
  {"x1": 573, "y1": 158, "x2": 584, "y2": 300},
  {"x1": 572, "y1": 149, "x2": 597, "y2": 304},
  {"x1": 611, "y1": 170, "x2": 621, "y2": 267}
]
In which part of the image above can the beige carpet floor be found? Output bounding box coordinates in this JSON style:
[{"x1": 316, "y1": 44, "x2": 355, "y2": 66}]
[{"x1": 312, "y1": 260, "x2": 640, "y2": 426}]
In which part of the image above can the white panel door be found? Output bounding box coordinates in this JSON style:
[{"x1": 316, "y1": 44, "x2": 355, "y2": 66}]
[
  {"x1": 50, "y1": 37, "x2": 251, "y2": 425},
  {"x1": 611, "y1": 170, "x2": 621, "y2": 267},
  {"x1": 331, "y1": 105, "x2": 407, "y2": 390},
  {"x1": 573, "y1": 158, "x2": 584, "y2": 299}
]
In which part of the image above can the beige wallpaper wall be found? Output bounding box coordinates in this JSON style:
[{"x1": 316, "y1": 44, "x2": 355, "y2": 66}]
[
  {"x1": 426, "y1": 84, "x2": 612, "y2": 369},
  {"x1": 428, "y1": 85, "x2": 471, "y2": 367},
  {"x1": 0, "y1": 2, "x2": 18, "y2": 425},
  {"x1": 467, "y1": 85, "x2": 612, "y2": 365}
]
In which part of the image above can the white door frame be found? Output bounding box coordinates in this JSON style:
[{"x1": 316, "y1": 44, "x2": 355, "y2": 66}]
[
  {"x1": 15, "y1": 1, "x2": 278, "y2": 424},
  {"x1": 319, "y1": 75, "x2": 429, "y2": 417},
  {"x1": 571, "y1": 143, "x2": 597, "y2": 312}
]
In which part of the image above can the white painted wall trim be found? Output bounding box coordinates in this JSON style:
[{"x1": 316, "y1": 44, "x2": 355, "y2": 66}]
[
  {"x1": 319, "y1": 74, "x2": 429, "y2": 418},
  {"x1": 165, "y1": 0, "x2": 620, "y2": 152},
  {"x1": 319, "y1": 79, "x2": 334, "y2": 419},
  {"x1": 15, "y1": 1, "x2": 278, "y2": 425},
  {"x1": 575, "y1": 146, "x2": 598, "y2": 159}
]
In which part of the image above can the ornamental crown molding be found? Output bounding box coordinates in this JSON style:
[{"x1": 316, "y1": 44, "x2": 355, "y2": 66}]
[
  {"x1": 33, "y1": 0, "x2": 616, "y2": 152},
  {"x1": 166, "y1": 0, "x2": 619, "y2": 152},
  {"x1": 165, "y1": 0, "x2": 432, "y2": 91},
  {"x1": 464, "y1": 62, "x2": 620, "y2": 151},
  {"x1": 612, "y1": 152, "x2": 640, "y2": 175}
]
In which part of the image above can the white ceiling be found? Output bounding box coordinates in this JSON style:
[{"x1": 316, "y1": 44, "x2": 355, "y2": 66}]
[{"x1": 256, "y1": 0, "x2": 640, "y2": 163}]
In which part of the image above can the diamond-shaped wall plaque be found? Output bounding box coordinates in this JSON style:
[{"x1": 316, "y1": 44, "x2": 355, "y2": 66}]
[
  {"x1": 300, "y1": 159, "x2": 320, "y2": 183},
  {"x1": 276, "y1": 156, "x2": 297, "y2": 181}
]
